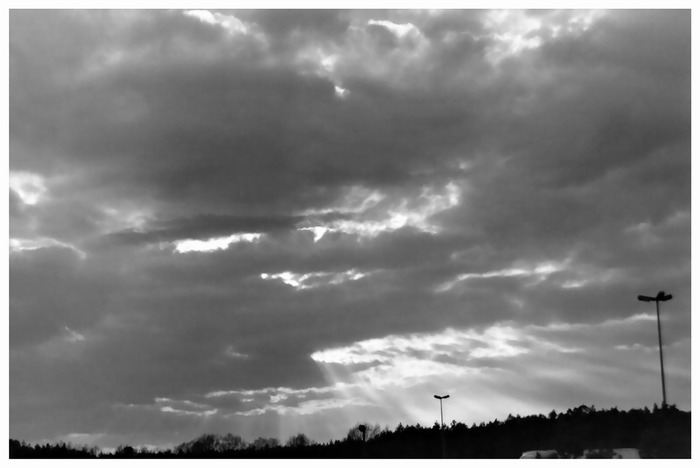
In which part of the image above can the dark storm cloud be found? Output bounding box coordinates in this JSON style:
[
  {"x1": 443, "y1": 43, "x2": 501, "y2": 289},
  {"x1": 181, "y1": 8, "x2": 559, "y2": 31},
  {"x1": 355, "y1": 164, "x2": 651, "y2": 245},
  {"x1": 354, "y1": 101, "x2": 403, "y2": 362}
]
[
  {"x1": 9, "y1": 9, "x2": 690, "y2": 448},
  {"x1": 496, "y1": 13, "x2": 689, "y2": 188},
  {"x1": 10, "y1": 247, "x2": 118, "y2": 347},
  {"x1": 10, "y1": 11, "x2": 689, "y2": 215},
  {"x1": 9, "y1": 10, "x2": 486, "y2": 216},
  {"x1": 236, "y1": 9, "x2": 352, "y2": 46},
  {"x1": 9, "y1": 189, "x2": 23, "y2": 216}
]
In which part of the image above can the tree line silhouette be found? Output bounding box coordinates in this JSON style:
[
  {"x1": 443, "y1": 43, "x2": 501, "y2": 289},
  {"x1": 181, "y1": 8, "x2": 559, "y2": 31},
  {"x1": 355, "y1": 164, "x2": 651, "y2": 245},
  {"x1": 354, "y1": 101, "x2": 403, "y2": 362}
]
[{"x1": 10, "y1": 404, "x2": 690, "y2": 458}]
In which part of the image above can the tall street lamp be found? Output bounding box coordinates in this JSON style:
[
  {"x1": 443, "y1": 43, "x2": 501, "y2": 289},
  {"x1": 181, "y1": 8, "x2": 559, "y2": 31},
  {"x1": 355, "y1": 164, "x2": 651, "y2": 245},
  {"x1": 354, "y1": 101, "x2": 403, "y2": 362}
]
[
  {"x1": 637, "y1": 290, "x2": 673, "y2": 407},
  {"x1": 434, "y1": 394, "x2": 449, "y2": 458}
]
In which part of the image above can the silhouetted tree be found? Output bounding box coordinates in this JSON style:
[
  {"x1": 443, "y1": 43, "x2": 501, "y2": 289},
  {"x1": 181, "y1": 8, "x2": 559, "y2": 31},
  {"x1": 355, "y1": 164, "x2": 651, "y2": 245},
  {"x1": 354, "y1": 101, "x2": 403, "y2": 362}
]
[
  {"x1": 252, "y1": 437, "x2": 280, "y2": 450},
  {"x1": 221, "y1": 433, "x2": 247, "y2": 451},
  {"x1": 9, "y1": 405, "x2": 691, "y2": 459},
  {"x1": 285, "y1": 433, "x2": 311, "y2": 448},
  {"x1": 175, "y1": 433, "x2": 247, "y2": 455},
  {"x1": 345, "y1": 422, "x2": 381, "y2": 442},
  {"x1": 115, "y1": 445, "x2": 136, "y2": 458}
]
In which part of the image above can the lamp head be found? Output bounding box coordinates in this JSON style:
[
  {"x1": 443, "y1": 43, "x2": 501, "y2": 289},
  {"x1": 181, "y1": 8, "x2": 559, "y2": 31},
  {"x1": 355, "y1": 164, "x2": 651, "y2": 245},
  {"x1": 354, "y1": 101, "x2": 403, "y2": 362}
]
[{"x1": 658, "y1": 292, "x2": 673, "y2": 302}]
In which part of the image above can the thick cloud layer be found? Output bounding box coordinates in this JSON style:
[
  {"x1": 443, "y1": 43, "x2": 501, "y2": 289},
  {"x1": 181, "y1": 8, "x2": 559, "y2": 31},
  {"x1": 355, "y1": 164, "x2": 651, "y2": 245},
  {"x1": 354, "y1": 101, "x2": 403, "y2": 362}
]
[{"x1": 9, "y1": 9, "x2": 690, "y2": 449}]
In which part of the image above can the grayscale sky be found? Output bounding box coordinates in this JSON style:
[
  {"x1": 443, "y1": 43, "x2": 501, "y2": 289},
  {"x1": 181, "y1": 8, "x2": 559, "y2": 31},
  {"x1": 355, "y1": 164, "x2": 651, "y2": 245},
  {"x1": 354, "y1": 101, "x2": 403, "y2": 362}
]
[{"x1": 9, "y1": 9, "x2": 690, "y2": 450}]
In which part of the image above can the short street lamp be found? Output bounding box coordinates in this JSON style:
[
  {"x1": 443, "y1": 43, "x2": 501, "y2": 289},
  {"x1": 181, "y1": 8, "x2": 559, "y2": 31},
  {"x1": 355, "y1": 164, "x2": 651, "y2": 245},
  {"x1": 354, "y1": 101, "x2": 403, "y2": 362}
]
[
  {"x1": 434, "y1": 394, "x2": 449, "y2": 458},
  {"x1": 637, "y1": 291, "x2": 673, "y2": 407},
  {"x1": 358, "y1": 424, "x2": 367, "y2": 458},
  {"x1": 358, "y1": 424, "x2": 367, "y2": 443}
]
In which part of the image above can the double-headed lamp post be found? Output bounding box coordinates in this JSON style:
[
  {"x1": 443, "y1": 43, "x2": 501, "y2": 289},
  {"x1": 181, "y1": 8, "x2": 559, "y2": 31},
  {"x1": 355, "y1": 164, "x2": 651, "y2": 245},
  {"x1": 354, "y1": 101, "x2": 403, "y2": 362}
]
[
  {"x1": 637, "y1": 290, "x2": 673, "y2": 407},
  {"x1": 434, "y1": 394, "x2": 449, "y2": 458}
]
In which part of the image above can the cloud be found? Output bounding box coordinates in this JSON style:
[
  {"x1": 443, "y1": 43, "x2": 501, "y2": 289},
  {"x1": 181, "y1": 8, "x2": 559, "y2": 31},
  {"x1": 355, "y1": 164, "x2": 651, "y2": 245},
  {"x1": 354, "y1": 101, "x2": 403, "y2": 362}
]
[
  {"x1": 94, "y1": 213, "x2": 301, "y2": 251},
  {"x1": 202, "y1": 383, "x2": 372, "y2": 418},
  {"x1": 10, "y1": 245, "x2": 117, "y2": 348},
  {"x1": 224, "y1": 346, "x2": 250, "y2": 360},
  {"x1": 297, "y1": 182, "x2": 462, "y2": 241},
  {"x1": 260, "y1": 269, "x2": 369, "y2": 290},
  {"x1": 63, "y1": 327, "x2": 86, "y2": 343},
  {"x1": 10, "y1": 237, "x2": 86, "y2": 259},
  {"x1": 183, "y1": 10, "x2": 250, "y2": 35},
  {"x1": 174, "y1": 233, "x2": 263, "y2": 253},
  {"x1": 435, "y1": 260, "x2": 564, "y2": 292},
  {"x1": 9, "y1": 171, "x2": 48, "y2": 205},
  {"x1": 235, "y1": 396, "x2": 373, "y2": 417},
  {"x1": 367, "y1": 19, "x2": 422, "y2": 40},
  {"x1": 160, "y1": 406, "x2": 218, "y2": 417}
]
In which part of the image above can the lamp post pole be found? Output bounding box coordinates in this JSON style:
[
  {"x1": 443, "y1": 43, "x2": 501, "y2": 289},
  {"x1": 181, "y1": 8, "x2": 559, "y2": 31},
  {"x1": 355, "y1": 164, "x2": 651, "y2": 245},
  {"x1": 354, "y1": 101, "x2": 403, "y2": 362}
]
[
  {"x1": 434, "y1": 394, "x2": 449, "y2": 458},
  {"x1": 358, "y1": 424, "x2": 367, "y2": 458},
  {"x1": 637, "y1": 291, "x2": 673, "y2": 407}
]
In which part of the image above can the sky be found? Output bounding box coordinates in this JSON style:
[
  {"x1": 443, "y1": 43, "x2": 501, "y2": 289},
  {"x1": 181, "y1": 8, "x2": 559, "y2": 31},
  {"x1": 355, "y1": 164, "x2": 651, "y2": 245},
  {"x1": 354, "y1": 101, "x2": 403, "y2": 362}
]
[{"x1": 8, "y1": 8, "x2": 691, "y2": 450}]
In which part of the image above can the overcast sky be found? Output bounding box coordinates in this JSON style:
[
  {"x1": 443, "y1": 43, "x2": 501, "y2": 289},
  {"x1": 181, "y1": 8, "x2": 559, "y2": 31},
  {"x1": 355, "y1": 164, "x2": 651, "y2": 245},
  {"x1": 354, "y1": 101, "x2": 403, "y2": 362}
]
[{"x1": 9, "y1": 9, "x2": 690, "y2": 450}]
